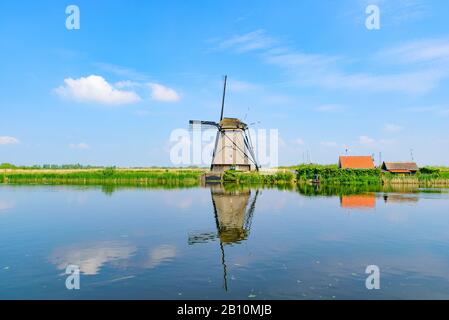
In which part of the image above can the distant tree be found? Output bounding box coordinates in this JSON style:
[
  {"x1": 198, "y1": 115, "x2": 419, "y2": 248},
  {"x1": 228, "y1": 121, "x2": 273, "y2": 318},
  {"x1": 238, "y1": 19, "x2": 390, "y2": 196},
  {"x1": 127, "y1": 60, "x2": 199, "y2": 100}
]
[{"x1": 0, "y1": 163, "x2": 17, "y2": 169}]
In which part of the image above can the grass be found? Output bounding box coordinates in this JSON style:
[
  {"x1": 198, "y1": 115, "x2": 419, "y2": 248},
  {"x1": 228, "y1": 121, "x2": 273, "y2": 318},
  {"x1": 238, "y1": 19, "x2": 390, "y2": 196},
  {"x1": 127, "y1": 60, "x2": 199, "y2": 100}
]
[
  {"x1": 295, "y1": 164, "x2": 449, "y2": 186},
  {"x1": 222, "y1": 169, "x2": 296, "y2": 185},
  {"x1": 0, "y1": 167, "x2": 206, "y2": 186},
  {"x1": 2, "y1": 164, "x2": 449, "y2": 187},
  {"x1": 296, "y1": 164, "x2": 382, "y2": 185}
]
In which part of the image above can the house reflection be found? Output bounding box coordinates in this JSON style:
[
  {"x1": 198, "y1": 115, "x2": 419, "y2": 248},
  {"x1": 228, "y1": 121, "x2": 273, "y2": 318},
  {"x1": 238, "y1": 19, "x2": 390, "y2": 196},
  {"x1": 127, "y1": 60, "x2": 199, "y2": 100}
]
[
  {"x1": 340, "y1": 194, "x2": 376, "y2": 209},
  {"x1": 340, "y1": 191, "x2": 420, "y2": 210},
  {"x1": 188, "y1": 184, "x2": 259, "y2": 290}
]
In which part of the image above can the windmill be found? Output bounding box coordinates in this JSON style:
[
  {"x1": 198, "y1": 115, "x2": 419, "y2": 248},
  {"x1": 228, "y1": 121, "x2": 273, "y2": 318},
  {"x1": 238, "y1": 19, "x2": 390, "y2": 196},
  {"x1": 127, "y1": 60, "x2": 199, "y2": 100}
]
[
  {"x1": 190, "y1": 76, "x2": 259, "y2": 172},
  {"x1": 188, "y1": 185, "x2": 260, "y2": 291}
]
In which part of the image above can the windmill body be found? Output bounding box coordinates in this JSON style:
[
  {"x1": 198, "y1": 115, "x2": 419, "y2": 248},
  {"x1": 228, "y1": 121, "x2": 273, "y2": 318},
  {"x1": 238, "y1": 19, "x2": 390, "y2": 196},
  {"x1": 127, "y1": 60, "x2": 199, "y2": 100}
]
[
  {"x1": 190, "y1": 76, "x2": 259, "y2": 172},
  {"x1": 212, "y1": 117, "x2": 253, "y2": 172}
]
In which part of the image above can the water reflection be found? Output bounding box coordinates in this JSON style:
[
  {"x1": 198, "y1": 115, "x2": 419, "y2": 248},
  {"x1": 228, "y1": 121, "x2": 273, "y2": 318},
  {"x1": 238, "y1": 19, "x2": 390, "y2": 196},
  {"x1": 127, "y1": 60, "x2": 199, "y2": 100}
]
[
  {"x1": 49, "y1": 241, "x2": 136, "y2": 275},
  {"x1": 0, "y1": 200, "x2": 15, "y2": 212},
  {"x1": 340, "y1": 194, "x2": 376, "y2": 209},
  {"x1": 382, "y1": 194, "x2": 419, "y2": 204},
  {"x1": 145, "y1": 245, "x2": 177, "y2": 269},
  {"x1": 298, "y1": 183, "x2": 425, "y2": 210},
  {"x1": 189, "y1": 184, "x2": 259, "y2": 290}
]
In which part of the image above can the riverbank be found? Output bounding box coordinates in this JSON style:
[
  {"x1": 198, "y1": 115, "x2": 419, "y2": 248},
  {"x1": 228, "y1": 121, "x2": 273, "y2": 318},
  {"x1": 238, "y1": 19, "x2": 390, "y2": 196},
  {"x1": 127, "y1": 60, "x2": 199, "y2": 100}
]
[
  {"x1": 0, "y1": 167, "x2": 297, "y2": 186},
  {"x1": 0, "y1": 168, "x2": 206, "y2": 187},
  {"x1": 295, "y1": 164, "x2": 449, "y2": 186},
  {"x1": 1, "y1": 165, "x2": 449, "y2": 187}
]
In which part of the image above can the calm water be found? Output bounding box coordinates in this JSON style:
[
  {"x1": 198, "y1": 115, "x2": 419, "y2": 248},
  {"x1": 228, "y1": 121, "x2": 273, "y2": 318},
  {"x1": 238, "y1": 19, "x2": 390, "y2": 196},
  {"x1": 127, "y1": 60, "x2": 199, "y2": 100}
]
[{"x1": 1, "y1": 184, "x2": 449, "y2": 299}]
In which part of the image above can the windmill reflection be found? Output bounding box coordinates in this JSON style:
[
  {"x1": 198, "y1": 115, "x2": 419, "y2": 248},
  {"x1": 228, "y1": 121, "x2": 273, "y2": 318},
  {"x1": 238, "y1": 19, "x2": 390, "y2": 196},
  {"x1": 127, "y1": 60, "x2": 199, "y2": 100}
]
[{"x1": 188, "y1": 185, "x2": 259, "y2": 291}]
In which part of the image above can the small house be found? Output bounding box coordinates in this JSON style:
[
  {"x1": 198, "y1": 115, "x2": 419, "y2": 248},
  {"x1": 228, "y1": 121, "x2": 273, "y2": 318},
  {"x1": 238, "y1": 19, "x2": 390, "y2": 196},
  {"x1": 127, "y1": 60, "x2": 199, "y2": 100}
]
[
  {"x1": 338, "y1": 156, "x2": 375, "y2": 169},
  {"x1": 381, "y1": 162, "x2": 418, "y2": 175}
]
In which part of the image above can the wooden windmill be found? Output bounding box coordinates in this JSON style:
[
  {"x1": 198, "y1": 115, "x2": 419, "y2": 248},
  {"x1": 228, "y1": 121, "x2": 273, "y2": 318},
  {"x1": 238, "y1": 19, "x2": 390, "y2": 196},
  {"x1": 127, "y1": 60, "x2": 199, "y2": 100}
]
[
  {"x1": 190, "y1": 76, "x2": 259, "y2": 172},
  {"x1": 188, "y1": 185, "x2": 260, "y2": 291}
]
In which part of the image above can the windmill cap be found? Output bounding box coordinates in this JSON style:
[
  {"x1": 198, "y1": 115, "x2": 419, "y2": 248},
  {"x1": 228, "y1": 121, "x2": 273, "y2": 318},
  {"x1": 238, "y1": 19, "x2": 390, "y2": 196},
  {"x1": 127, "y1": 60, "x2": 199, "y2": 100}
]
[{"x1": 220, "y1": 117, "x2": 247, "y2": 129}]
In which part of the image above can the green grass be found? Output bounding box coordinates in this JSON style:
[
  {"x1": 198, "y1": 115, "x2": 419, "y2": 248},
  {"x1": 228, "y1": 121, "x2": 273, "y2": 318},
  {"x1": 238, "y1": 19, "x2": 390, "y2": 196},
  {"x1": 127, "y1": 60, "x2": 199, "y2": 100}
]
[
  {"x1": 296, "y1": 164, "x2": 382, "y2": 185},
  {"x1": 295, "y1": 164, "x2": 449, "y2": 186},
  {"x1": 0, "y1": 168, "x2": 205, "y2": 186},
  {"x1": 2, "y1": 164, "x2": 449, "y2": 187},
  {"x1": 222, "y1": 170, "x2": 296, "y2": 185}
]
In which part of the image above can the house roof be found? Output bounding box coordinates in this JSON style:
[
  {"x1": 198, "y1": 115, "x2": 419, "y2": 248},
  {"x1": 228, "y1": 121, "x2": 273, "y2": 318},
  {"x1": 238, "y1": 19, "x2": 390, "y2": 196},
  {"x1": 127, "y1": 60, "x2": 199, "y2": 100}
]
[
  {"x1": 339, "y1": 156, "x2": 375, "y2": 169},
  {"x1": 382, "y1": 162, "x2": 419, "y2": 171}
]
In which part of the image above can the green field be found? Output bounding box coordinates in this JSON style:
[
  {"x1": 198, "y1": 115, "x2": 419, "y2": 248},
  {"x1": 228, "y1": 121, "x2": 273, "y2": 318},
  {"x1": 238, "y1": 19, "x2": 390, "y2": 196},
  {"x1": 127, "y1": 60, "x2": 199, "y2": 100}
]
[{"x1": 0, "y1": 167, "x2": 206, "y2": 187}]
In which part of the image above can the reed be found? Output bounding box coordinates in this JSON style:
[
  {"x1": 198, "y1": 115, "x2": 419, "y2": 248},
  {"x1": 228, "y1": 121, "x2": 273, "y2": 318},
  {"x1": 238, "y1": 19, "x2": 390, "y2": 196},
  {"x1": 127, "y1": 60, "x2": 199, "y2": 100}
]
[
  {"x1": 0, "y1": 168, "x2": 205, "y2": 186},
  {"x1": 222, "y1": 169, "x2": 296, "y2": 185}
]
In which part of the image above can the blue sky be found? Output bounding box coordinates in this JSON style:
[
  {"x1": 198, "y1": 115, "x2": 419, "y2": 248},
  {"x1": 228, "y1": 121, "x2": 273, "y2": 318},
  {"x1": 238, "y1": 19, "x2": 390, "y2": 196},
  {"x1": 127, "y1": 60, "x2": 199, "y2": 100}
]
[{"x1": 1, "y1": 0, "x2": 449, "y2": 167}]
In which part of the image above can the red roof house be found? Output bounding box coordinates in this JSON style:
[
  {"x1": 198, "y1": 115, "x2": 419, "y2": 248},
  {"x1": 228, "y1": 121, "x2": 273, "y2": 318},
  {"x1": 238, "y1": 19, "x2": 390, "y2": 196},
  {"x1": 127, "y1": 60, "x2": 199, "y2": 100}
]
[{"x1": 338, "y1": 156, "x2": 375, "y2": 169}]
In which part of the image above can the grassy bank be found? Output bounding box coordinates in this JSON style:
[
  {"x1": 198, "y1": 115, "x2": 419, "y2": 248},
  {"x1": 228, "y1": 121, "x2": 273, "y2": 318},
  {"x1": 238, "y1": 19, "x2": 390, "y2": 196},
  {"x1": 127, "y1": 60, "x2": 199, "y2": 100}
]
[
  {"x1": 2, "y1": 165, "x2": 448, "y2": 187},
  {"x1": 0, "y1": 167, "x2": 205, "y2": 187},
  {"x1": 296, "y1": 164, "x2": 382, "y2": 185},
  {"x1": 222, "y1": 169, "x2": 296, "y2": 185},
  {"x1": 295, "y1": 164, "x2": 449, "y2": 186}
]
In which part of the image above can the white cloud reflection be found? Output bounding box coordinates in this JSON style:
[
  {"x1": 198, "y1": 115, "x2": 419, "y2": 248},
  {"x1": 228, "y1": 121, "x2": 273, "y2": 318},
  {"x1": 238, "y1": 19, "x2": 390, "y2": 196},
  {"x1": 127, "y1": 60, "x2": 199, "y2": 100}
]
[
  {"x1": 145, "y1": 245, "x2": 177, "y2": 269},
  {"x1": 50, "y1": 241, "x2": 136, "y2": 275}
]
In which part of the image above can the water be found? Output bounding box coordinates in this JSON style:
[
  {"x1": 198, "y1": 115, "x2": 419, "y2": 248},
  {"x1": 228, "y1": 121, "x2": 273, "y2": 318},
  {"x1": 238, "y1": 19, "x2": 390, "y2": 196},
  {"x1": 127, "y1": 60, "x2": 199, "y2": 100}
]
[{"x1": 1, "y1": 184, "x2": 449, "y2": 299}]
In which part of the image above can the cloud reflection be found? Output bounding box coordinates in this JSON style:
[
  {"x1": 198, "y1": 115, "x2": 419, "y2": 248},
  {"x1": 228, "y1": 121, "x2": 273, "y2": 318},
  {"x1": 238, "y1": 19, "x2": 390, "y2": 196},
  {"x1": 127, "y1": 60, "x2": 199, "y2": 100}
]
[
  {"x1": 145, "y1": 245, "x2": 177, "y2": 269},
  {"x1": 0, "y1": 200, "x2": 14, "y2": 212},
  {"x1": 50, "y1": 241, "x2": 136, "y2": 275}
]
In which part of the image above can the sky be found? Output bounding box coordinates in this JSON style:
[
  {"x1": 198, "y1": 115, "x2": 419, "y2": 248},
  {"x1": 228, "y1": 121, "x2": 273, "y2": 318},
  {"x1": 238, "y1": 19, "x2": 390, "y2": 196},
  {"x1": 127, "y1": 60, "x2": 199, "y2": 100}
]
[{"x1": 1, "y1": 0, "x2": 449, "y2": 167}]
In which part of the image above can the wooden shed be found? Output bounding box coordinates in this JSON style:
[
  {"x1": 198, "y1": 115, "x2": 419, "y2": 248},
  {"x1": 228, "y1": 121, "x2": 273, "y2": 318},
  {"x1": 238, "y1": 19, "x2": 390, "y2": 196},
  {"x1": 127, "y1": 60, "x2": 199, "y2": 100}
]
[{"x1": 381, "y1": 162, "x2": 419, "y2": 175}]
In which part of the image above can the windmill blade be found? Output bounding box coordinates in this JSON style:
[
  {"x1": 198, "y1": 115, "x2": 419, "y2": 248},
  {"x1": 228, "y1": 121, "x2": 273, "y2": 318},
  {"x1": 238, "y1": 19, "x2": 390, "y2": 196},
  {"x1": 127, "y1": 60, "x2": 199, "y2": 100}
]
[
  {"x1": 243, "y1": 106, "x2": 250, "y2": 121},
  {"x1": 243, "y1": 129, "x2": 260, "y2": 171},
  {"x1": 188, "y1": 231, "x2": 217, "y2": 245},
  {"x1": 244, "y1": 189, "x2": 259, "y2": 231},
  {"x1": 220, "y1": 75, "x2": 227, "y2": 121},
  {"x1": 189, "y1": 120, "x2": 219, "y2": 130}
]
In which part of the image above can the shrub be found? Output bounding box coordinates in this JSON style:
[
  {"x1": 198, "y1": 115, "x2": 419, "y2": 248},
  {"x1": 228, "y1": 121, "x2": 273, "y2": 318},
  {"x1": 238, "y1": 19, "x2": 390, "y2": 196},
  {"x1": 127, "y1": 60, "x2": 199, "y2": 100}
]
[{"x1": 0, "y1": 163, "x2": 17, "y2": 169}]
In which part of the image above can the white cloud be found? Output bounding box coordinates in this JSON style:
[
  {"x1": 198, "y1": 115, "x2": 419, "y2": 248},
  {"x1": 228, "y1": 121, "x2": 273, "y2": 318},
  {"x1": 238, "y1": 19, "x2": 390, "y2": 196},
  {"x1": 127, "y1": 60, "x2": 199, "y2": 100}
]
[
  {"x1": 266, "y1": 50, "x2": 445, "y2": 94},
  {"x1": 218, "y1": 29, "x2": 275, "y2": 53},
  {"x1": 0, "y1": 136, "x2": 19, "y2": 145},
  {"x1": 148, "y1": 83, "x2": 180, "y2": 102},
  {"x1": 293, "y1": 138, "x2": 305, "y2": 145},
  {"x1": 359, "y1": 135, "x2": 375, "y2": 144},
  {"x1": 406, "y1": 105, "x2": 449, "y2": 116},
  {"x1": 314, "y1": 104, "x2": 343, "y2": 112},
  {"x1": 384, "y1": 123, "x2": 404, "y2": 133},
  {"x1": 228, "y1": 80, "x2": 259, "y2": 92},
  {"x1": 69, "y1": 142, "x2": 90, "y2": 150},
  {"x1": 378, "y1": 38, "x2": 449, "y2": 64},
  {"x1": 93, "y1": 62, "x2": 148, "y2": 81},
  {"x1": 321, "y1": 141, "x2": 339, "y2": 147},
  {"x1": 219, "y1": 30, "x2": 449, "y2": 94},
  {"x1": 114, "y1": 80, "x2": 141, "y2": 89},
  {"x1": 54, "y1": 75, "x2": 141, "y2": 105}
]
